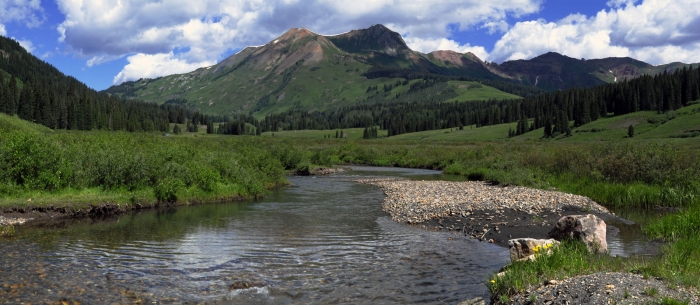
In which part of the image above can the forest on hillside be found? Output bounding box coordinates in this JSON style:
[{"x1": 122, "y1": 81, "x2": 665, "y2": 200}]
[
  {"x1": 257, "y1": 65, "x2": 700, "y2": 138},
  {"x1": 2, "y1": 34, "x2": 699, "y2": 139},
  {"x1": 0, "y1": 37, "x2": 208, "y2": 133}
]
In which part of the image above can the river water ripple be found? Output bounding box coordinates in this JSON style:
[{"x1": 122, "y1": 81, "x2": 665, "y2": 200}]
[{"x1": 0, "y1": 167, "x2": 646, "y2": 304}]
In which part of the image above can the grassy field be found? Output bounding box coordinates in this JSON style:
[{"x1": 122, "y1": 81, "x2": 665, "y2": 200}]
[
  {"x1": 261, "y1": 127, "x2": 388, "y2": 140},
  {"x1": 2, "y1": 109, "x2": 700, "y2": 300},
  {"x1": 444, "y1": 80, "x2": 522, "y2": 102}
]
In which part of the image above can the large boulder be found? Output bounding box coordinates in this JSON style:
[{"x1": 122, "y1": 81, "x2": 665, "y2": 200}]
[
  {"x1": 547, "y1": 214, "x2": 607, "y2": 253},
  {"x1": 508, "y1": 238, "x2": 560, "y2": 262}
]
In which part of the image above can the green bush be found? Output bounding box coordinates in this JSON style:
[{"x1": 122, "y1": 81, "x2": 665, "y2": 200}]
[
  {"x1": 193, "y1": 167, "x2": 220, "y2": 192},
  {"x1": 0, "y1": 132, "x2": 69, "y2": 192},
  {"x1": 153, "y1": 177, "x2": 185, "y2": 203}
]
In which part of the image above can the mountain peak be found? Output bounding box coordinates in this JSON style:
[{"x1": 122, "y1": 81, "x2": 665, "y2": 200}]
[
  {"x1": 274, "y1": 27, "x2": 319, "y2": 45},
  {"x1": 326, "y1": 24, "x2": 408, "y2": 56}
]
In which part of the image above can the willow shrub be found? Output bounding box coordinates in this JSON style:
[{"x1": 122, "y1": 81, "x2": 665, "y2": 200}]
[
  {"x1": 0, "y1": 131, "x2": 71, "y2": 193},
  {"x1": 0, "y1": 131, "x2": 288, "y2": 202}
]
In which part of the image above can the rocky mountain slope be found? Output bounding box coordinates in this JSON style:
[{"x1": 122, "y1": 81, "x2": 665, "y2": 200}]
[{"x1": 104, "y1": 24, "x2": 698, "y2": 116}]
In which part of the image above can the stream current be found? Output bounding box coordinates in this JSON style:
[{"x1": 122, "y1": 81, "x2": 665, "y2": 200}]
[{"x1": 0, "y1": 167, "x2": 648, "y2": 304}]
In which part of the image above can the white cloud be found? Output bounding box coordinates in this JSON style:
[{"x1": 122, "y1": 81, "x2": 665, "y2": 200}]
[
  {"x1": 404, "y1": 37, "x2": 489, "y2": 60},
  {"x1": 54, "y1": 0, "x2": 544, "y2": 83},
  {"x1": 14, "y1": 38, "x2": 35, "y2": 53},
  {"x1": 0, "y1": 0, "x2": 44, "y2": 30},
  {"x1": 488, "y1": 0, "x2": 700, "y2": 65},
  {"x1": 113, "y1": 52, "x2": 216, "y2": 85}
]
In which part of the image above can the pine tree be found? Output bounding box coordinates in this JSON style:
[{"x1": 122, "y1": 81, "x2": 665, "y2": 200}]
[
  {"x1": 17, "y1": 83, "x2": 34, "y2": 121},
  {"x1": 7, "y1": 75, "x2": 18, "y2": 115},
  {"x1": 543, "y1": 117, "x2": 552, "y2": 138},
  {"x1": 628, "y1": 124, "x2": 634, "y2": 138},
  {"x1": 0, "y1": 74, "x2": 6, "y2": 114}
]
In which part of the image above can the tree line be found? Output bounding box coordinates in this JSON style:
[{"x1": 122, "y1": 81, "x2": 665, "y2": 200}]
[
  {"x1": 256, "y1": 65, "x2": 700, "y2": 138},
  {"x1": 0, "y1": 36, "x2": 214, "y2": 133}
]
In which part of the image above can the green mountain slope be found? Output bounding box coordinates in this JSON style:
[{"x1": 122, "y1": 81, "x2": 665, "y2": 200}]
[
  {"x1": 104, "y1": 25, "x2": 699, "y2": 117},
  {"x1": 494, "y1": 52, "x2": 700, "y2": 91},
  {"x1": 104, "y1": 25, "x2": 529, "y2": 116}
]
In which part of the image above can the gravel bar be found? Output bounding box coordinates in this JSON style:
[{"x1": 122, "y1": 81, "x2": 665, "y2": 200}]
[
  {"x1": 506, "y1": 272, "x2": 699, "y2": 304},
  {"x1": 356, "y1": 178, "x2": 610, "y2": 224}
]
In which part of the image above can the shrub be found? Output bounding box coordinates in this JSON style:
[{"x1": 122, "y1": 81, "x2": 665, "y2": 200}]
[
  {"x1": 153, "y1": 177, "x2": 185, "y2": 203},
  {"x1": 0, "y1": 132, "x2": 69, "y2": 191}
]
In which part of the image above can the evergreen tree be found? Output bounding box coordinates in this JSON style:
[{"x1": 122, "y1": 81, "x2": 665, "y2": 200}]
[
  {"x1": 628, "y1": 124, "x2": 635, "y2": 138},
  {"x1": 0, "y1": 74, "x2": 7, "y2": 114},
  {"x1": 7, "y1": 75, "x2": 18, "y2": 115},
  {"x1": 543, "y1": 117, "x2": 552, "y2": 138},
  {"x1": 207, "y1": 121, "x2": 215, "y2": 134},
  {"x1": 17, "y1": 83, "x2": 34, "y2": 121}
]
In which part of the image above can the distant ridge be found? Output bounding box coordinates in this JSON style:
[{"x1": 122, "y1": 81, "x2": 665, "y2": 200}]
[{"x1": 104, "y1": 24, "x2": 700, "y2": 116}]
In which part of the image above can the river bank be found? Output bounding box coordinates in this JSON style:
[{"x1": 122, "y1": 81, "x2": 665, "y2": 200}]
[
  {"x1": 0, "y1": 168, "x2": 350, "y2": 230},
  {"x1": 357, "y1": 177, "x2": 698, "y2": 304}
]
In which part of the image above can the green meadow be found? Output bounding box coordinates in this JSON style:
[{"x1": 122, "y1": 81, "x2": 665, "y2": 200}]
[{"x1": 2, "y1": 102, "x2": 700, "y2": 301}]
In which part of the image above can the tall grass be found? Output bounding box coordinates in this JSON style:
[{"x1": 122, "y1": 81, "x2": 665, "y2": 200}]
[
  {"x1": 488, "y1": 241, "x2": 638, "y2": 301},
  {"x1": 0, "y1": 131, "x2": 288, "y2": 207},
  {"x1": 308, "y1": 140, "x2": 700, "y2": 208}
]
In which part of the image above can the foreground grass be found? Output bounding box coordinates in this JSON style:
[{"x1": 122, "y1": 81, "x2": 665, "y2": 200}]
[
  {"x1": 488, "y1": 240, "x2": 699, "y2": 303},
  {"x1": 2, "y1": 116, "x2": 699, "y2": 301}
]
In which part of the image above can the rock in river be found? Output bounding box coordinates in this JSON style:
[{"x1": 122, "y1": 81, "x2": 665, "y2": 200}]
[{"x1": 547, "y1": 214, "x2": 607, "y2": 253}]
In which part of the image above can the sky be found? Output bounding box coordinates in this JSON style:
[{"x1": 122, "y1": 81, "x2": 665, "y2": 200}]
[{"x1": 2, "y1": 0, "x2": 700, "y2": 91}]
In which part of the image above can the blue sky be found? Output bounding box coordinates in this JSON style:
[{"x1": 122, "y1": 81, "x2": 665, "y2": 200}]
[{"x1": 2, "y1": 0, "x2": 700, "y2": 91}]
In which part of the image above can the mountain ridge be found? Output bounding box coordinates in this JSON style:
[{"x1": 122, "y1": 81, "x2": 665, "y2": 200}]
[{"x1": 104, "y1": 24, "x2": 699, "y2": 116}]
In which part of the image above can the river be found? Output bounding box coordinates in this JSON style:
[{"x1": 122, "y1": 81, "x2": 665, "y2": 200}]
[{"x1": 0, "y1": 167, "x2": 649, "y2": 304}]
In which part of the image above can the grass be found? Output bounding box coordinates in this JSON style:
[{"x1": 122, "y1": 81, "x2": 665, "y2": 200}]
[
  {"x1": 0, "y1": 130, "x2": 289, "y2": 210},
  {"x1": 489, "y1": 240, "x2": 699, "y2": 303},
  {"x1": 385, "y1": 123, "x2": 517, "y2": 141},
  {"x1": 0, "y1": 113, "x2": 53, "y2": 134},
  {"x1": 488, "y1": 241, "x2": 637, "y2": 300},
  {"x1": 0, "y1": 224, "x2": 15, "y2": 237},
  {"x1": 444, "y1": 80, "x2": 522, "y2": 102},
  {"x1": 3, "y1": 110, "x2": 700, "y2": 302},
  {"x1": 108, "y1": 49, "x2": 526, "y2": 117},
  {"x1": 261, "y1": 127, "x2": 388, "y2": 140},
  {"x1": 645, "y1": 287, "x2": 659, "y2": 297}
]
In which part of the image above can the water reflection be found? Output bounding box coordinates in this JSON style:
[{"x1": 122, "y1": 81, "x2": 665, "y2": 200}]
[
  {"x1": 1, "y1": 167, "x2": 508, "y2": 304},
  {"x1": 0, "y1": 166, "x2": 654, "y2": 304}
]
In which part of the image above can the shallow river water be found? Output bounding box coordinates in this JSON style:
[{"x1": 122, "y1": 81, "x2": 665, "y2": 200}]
[{"x1": 0, "y1": 167, "x2": 649, "y2": 304}]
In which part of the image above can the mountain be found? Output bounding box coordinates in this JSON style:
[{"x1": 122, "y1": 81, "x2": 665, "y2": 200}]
[
  {"x1": 104, "y1": 24, "x2": 698, "y2": 116},
  {"x1": 492, "y1": 52, "x2": 699, "y2": 91},
  {"x1": 105, "y1": 25, "x2": 533, "y2": 116},
  {"x1": 0, "y1": 35, "x2": 197, "y2": 133}
]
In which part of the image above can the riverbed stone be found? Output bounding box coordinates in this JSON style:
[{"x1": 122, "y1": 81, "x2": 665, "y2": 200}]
[
  {"x1": 508, "y1": 238, "x2": 560, "y2": 262},
  {"x1": 547, "y1": 214, "x2": 607, "y2": 253}
]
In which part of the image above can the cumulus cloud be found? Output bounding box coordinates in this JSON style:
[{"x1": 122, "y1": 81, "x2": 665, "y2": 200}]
[
  {"x1": 404, "y1": 37, "x2": 489, "y2": 60},
  {"x1": 487, "y1": 0, "x2": 700, "y2": 65},
  {"x1": 113, "y1": 52, "x2": 216, "y2": 84},
  {"x1": 54, "y1": 0, "x2": 543, "y2": 84},
  {"x1": 0, "y1": 0, "x2": 44, "y2": 30},
  {"x1": 14, "y1": 38, "x2": 35, "y2": 53}
]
